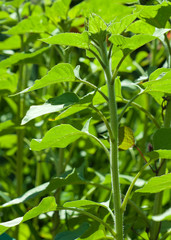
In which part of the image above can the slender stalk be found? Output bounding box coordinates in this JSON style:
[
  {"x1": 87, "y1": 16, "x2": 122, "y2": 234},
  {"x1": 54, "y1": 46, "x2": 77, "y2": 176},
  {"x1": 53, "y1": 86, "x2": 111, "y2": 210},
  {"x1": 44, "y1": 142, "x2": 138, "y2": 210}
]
[
  {"x1": 57, "y1": 207, "x2": 116, "y2": 238},
  {"x1": 150, "y1": 98, "x2": 171, "y2": 240},
  {"x1": 101, "y1": 41, "x2": 123, "y2": 239},
  {"x1": 121, "y1": 160, "x2": 153, "y2": 213}
]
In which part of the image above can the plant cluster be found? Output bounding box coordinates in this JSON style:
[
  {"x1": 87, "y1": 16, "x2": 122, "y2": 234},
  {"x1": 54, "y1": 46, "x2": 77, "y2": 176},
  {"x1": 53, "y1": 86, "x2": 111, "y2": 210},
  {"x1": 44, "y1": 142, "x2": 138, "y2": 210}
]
[{"x1": 0, "y1": 0, "x2": 171, "y2": 239}]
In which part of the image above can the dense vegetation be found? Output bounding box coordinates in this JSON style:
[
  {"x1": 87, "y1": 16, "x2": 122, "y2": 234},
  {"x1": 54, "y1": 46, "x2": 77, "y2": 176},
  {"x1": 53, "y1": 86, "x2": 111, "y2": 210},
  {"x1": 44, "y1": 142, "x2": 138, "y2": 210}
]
[{"x1": 0, "y1": 0, "x2": 171, "y2": 239}]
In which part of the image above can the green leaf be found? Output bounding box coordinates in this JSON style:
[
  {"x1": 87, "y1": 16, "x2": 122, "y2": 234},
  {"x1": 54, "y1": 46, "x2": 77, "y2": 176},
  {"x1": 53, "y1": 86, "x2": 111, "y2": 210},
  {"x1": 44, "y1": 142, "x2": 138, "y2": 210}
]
[
  {"x1": 108, "y1": 13, "x2": 138, "y2": 35},
  {"x1": 0, "y1": 47, "x2": 49, "y2": 68},
  {"x1": 5, "y1": 0, "x2": 25, "y2": 8},
  {"x1": 0, "y1": 120, "x2": 14, "y2": 132},
  {"x1": 21, "y1": 93, "x2": 79, "y2": 125},
  {"x1": 52, "y1": 92, "x2": 94, "y2": 121},
  {"x1": 88, "y1": 14, "x2": 107, "y2": 34},
  {"x1": 0, "y1": 69, "x2": 17, "y2": 93},
  {"x1": 0, "y1": 197, "x2": 57, "y2": 235},
  {"x1": 153, "y1": 128, "x2": 171, "y2": 150},
  {"x1": 126, "y1": 20, "x2": 171, "y2": 41},
  {"x1": 149, "y1": 68, "x2": 171, "y2": 81},
  {"x1": 16, "y1": 63, "x2": 75, "y2": 95},
  {"x1": 143, "y1": 79, "x2": 171, "y2": 95},
  {"x1": 1, "y1": 170, "x2": 86, "y2": 208},
  {"x1": 54, "y1": 222, "x2": 89, "y2": 240},
  {"x1": 77, "y1": 229, "x2": 106, "y2": 240},
  {"x1": 152, "y1": 208, "x2": 171, "y2": 222},
  {"x1": 136, "y1": 2, "x2": 171, "y2": 28},
  {"x1": 0, "y1": 135, "x2": 17, "y2": 148},
  {"x1": 109, "y1": 34, "x2": 156, "y2": 55},
  {"x1": 118, "y1": 126, "x2": 135, "y2": 150},
  {"x1": 0, "y1": 35, "x2": 21, "y2": 50},
  {"x1": 147, "y1": 150, "x2": 171, "y2": 160},
  {"x1": 41, "y1": 32, "x2": 89, "y2": 49},
  {"x1": 30, "y1": 124, "x2": 88, "y2": 151},
  {"x1": 46, "y1": 0, "x2": 71, "y2": 23},
  {"x1": 63, "y1": 200, "x2": 108, "y2": 210},
  {"x1": 3, "y1": 15, "x2": 49, "y2": 35},
  {"x1": 136, "y1": 173, "x2": 171, "y2": 193}
]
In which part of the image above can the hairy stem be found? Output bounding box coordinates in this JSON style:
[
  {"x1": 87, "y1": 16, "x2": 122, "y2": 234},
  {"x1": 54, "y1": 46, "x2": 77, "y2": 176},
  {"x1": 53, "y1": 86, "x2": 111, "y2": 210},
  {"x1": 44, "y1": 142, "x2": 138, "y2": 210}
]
[{"x1": 101, "y1": 41, "x2": 123, "y2": 239}]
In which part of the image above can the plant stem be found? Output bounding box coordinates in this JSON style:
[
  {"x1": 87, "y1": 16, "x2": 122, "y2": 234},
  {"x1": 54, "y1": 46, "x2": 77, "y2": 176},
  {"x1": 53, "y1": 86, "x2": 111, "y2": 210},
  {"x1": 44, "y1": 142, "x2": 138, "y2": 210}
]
[
  {"x1": 150, "y1": 98, "x2": 171, "y2": 240},
  {"x1": 57, "y1": 207, "x2": 116, "y2": 238},
  {"x1": 101, "y1": 41, "x2": 123, "y2": 239}
]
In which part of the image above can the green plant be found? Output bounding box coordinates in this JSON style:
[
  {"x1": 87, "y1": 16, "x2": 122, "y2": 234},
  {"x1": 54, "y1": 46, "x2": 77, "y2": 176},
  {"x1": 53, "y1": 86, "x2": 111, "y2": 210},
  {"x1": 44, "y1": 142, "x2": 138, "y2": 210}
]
[{"x1": 0, "y1": 0, "x2": 171, "y2": 240}]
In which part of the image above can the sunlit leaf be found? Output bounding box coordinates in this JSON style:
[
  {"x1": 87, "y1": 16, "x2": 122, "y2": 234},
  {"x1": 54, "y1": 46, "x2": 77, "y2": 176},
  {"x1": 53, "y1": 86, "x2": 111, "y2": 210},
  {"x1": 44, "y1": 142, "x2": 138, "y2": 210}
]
[
  {"x1": 0, "y1": 135, "x2": 17, "y2": 148},
  {"x1": 136, "y1": 2, "x2": 171, "y2": 28},
  {"x1": 46, "y1": 0, "x2": 71, "y2": 23},
  {"x1": 0, "y1": 36, "x2": 21, "y2": 50},
  {"x1": 136, "y1": 173, "x2": 171, "y2": 193},
  {"x1": 0, "y1": 120, "x2": 14, "y2": 132},
  {"x1": 108, "y1": 13, "x2": 138, "y2": 34},
  {"x1": 0, "y1": 197, "x2": 57, "y2": 235},
  {"x1": 109, "y1": 34, "x2": 156, "y2": 55},
  {"x1": 15, "y1": 63, "x2": 75, "y2": 95},
  {"x1": 152, "y1": 208, "x2": 171, "y2": 221},
  {"x1": 30, "y1": 124, "x2": 88, "y2": 151},
  {"x1": 3, "y1": 15, "x2": 49, "y2": 35},
  {"x1": 21, "y1": 93, "x2": 79, "y2": 125},
  {"x1": 0, "y1": 47, "x2": 49, "y2": 68},
  {"x1": 118, "y1": 126, "x2": 135, "y2": 150},
  {"x1": 41, "y1": 32, "x2": 89, "y2": 49},
  {"x1": 1, "y1": 170, "x2": 86, "y2": 208},
  {"x1": 147, "y1": 150, "x2": 171, "y2": 160},
  {"x1": 88, "y1": 14, "x2": 107, "y2": 34},
  {"x1": 0, "y1": 70, "x2": 17, "y2": 93}
]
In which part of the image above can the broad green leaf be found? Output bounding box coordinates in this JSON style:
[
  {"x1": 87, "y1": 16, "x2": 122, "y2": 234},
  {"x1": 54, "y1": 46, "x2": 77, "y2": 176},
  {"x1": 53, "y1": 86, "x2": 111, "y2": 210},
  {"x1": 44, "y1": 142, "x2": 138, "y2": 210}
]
[
  {"x1": 136, "y1": 173, "x2": 171, "y2": 193},
  {"x1": 51, "y1": 92, "x2": 94, "y2": 121},
  {"x1": 127, "y1": 20, "x2": 171, "y2": 41},
  {"x1": 0, "y1": 47, "x2": 49, "y2": 68},
  {"x1": 147, "y1": 150, "x2": 171, "y2": 160},
  {"x1": 149, "y1": 68, "x2": 171, "y2": 81},
  {"x1": 3, "y1": 15, "x2": 49, "y2": 35},
  {"x1": 0, "y1": 120, "x2": 14, "y2": 132},
  {"x1": 143, "y1": 79, "x2": 171, "y2": 94},
  {"x1": 0, "y1": 36, "x2": 21, "y2": 50},
  {"x1": 0, "y1": 135, "x2": 17, "y2": 148},
  {"x1": 0, "y1": 197, "x2": 57, "y2": 235},
  {"x1": 88, "y1": 14, "x2": 107, "y2": 34},
  {"x1": 77, "y1": 229, "x2": 106, "y2": 240},
  {"x1": 1, "y1": 169, "x2": 86, "y2": 208},
  {"x1": 5, "y1": 0, "x2": 25, "y2": 8},
  {"x1": 152, "y1": 208, "x2": 171, "y2": 221},
  {"x1": 0, "y1": 70, "x2": 17, "y2": 93},
  {"x1": 46, "y1": 0, "x2": 71, "y2": 23},
  {"x1": 16, "y1": 63, "x2": 75, "y2": 95},
  {"x1": 55, "y1": 222, "x2": 89, "y2": 240},
  {"x1": 109, "y1": 34, "x2": 156, "y2": 55},
  {"x1": 136, "y1": 2, "x2": 171, "y2": 28},
  {"x1": 21, "y1": 93, "x2": 79, "y2": 125},
  {"x1": 63, "y1": 200, "x2": 108, "y2": 210},
  {"x1": 30, "y1": 124, "x2": 88, "y2": 151},
  {"x1": 41, "y1": 32, "x2": 89, "y2": 49},
  {"x1": 118, "y1": 126, "x2": 135, "y2": 150},
  {"x1": 153, "y1": 128, "x2": 171, "y2": 150},
  {"x1": 108, "y1": 13, "x2": 138, "y2": 35}
]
